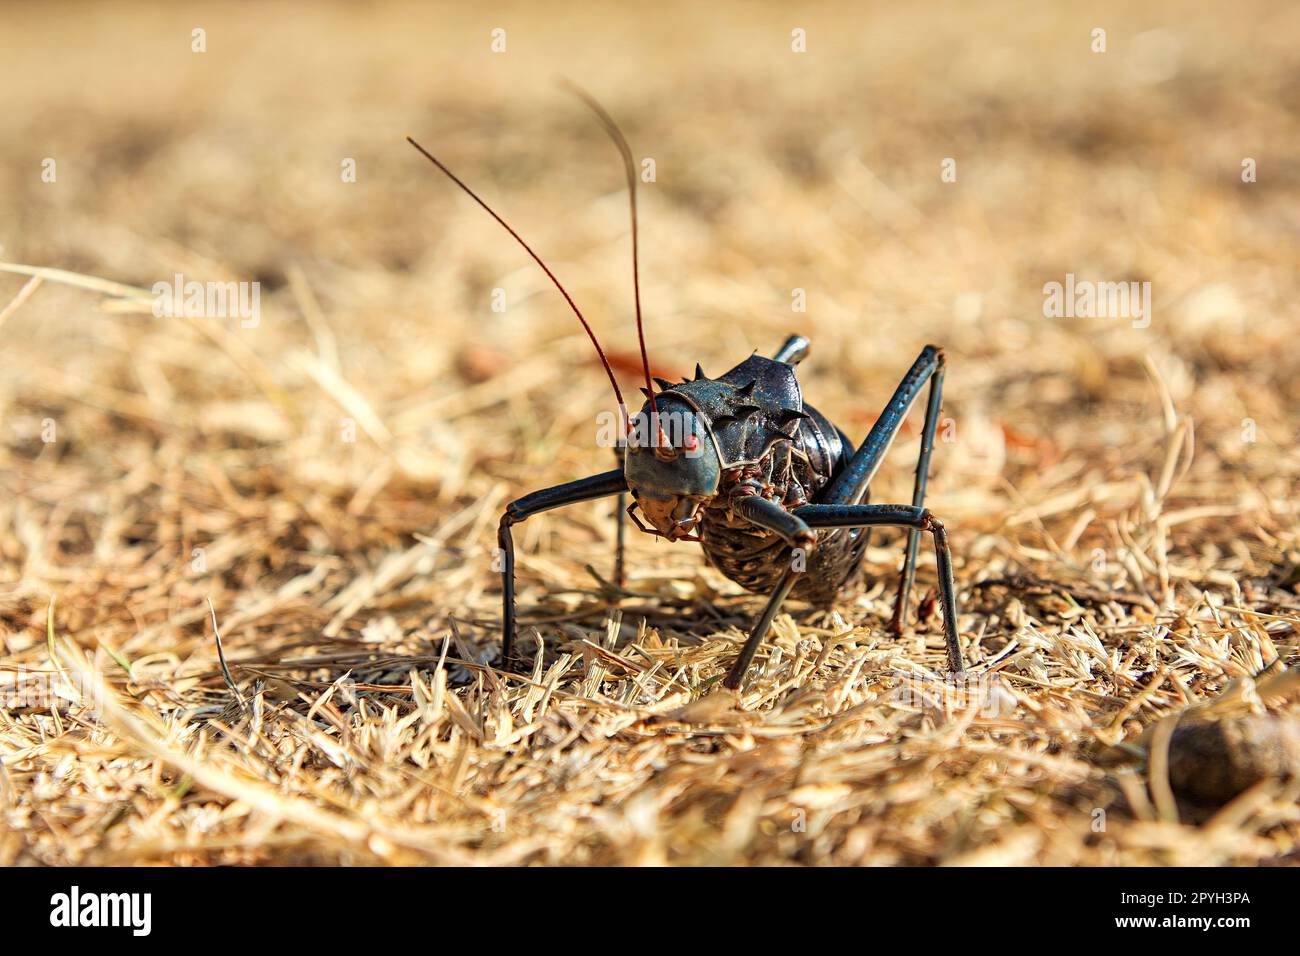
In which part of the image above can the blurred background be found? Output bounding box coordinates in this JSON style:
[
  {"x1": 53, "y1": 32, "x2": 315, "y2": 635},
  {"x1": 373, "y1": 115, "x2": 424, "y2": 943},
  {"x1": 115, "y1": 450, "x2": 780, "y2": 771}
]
[
  {"x1": 4, "y1": 0, "x2": 1297, "y2": 619},
  {"x1": 0, "y1": 1, "x2": 1298, "y2": 865}
]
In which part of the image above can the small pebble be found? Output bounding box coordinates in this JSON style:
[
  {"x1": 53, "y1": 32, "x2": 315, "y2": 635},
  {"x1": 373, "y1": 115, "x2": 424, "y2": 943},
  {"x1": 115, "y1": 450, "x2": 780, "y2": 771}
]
[{"x1": 1167, "y1": 715, "x2": 1300, "y2": 806}]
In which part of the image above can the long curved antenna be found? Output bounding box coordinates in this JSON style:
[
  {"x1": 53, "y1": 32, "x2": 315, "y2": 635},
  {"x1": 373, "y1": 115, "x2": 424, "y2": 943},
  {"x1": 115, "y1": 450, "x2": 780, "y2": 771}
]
[
  {"x1": 406, "y1": 136, "x2": 627, "y2": 426},
  {"x1": 559, "y1": 83, "x2": 660, "y2": 439}
]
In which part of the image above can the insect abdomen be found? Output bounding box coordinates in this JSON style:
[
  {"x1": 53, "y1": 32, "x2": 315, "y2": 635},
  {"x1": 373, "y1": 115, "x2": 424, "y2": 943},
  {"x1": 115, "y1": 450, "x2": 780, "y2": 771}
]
[{"x1": 700, "y1": 520, "x2": 869, "y2": 604}]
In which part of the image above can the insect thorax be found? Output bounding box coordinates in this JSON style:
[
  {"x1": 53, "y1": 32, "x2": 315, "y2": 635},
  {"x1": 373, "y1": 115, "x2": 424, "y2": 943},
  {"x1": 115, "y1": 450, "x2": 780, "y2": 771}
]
[{"x1": 640, "y1": 353, "x2": 845, "y2": 503}]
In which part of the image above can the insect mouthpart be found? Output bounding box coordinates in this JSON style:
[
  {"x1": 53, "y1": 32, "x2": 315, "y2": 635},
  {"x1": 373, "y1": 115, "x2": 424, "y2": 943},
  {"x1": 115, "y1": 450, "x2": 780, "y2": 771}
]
[{"x1": 627, "y1": 491, "x2": 708, "y2": 542}]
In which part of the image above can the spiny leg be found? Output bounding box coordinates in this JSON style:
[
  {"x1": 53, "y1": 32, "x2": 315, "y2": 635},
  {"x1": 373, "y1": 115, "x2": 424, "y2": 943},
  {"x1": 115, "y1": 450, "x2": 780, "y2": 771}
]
[
  {"x1": 891, "y1": 359, "x2": 945, "y2": 633},
  {"x1": 824, "y1": 345, "x2": 946, "y2": 632},
  {"x1": 498, "y1": 468, "x2": 627, "y2": 668},
  {"x1": 796, "y1": 503, "x2": 964, "y2": 675}
]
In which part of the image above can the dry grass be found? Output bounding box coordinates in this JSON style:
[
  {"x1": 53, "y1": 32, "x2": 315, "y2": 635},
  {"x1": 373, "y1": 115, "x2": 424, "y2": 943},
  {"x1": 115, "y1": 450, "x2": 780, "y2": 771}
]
[{"x1": 1, "y1": 0, "x2": 1299, "y2": 865}]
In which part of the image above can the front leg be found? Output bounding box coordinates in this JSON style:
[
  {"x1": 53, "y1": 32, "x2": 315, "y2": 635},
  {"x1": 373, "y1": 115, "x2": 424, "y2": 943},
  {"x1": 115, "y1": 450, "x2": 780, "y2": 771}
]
[
  {"x1": 498, "y1": 469, "x2": 627, "y2": 667},
  {"x1": 612, "y1": 446, "x2": 628, "y2": 589}
]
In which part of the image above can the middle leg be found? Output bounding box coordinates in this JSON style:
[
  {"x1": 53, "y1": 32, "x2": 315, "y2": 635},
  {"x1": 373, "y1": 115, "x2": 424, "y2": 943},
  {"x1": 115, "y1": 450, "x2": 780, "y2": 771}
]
[
  {"x1": 721, "y1": 499, "x2": 966, "y2": 690},
  {"x1": 720, "y1": 495, "x2": 817, "y2": 690},
  {"x1": 796, "y1": 503, "x2": 964, "y2": 675}
]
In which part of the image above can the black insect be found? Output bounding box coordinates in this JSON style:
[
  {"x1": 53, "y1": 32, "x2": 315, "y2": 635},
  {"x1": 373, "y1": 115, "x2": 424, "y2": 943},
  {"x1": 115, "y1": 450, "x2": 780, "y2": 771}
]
[{"x1": 409, "y1": 91, "x2": 965, "y2": 690}]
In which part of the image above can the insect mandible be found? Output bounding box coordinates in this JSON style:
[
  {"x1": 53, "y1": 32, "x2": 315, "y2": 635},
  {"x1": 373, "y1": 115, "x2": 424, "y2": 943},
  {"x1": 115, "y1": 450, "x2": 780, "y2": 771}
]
[{"x1": 408, "y1": 90, "x2": 965, "y2": 690}]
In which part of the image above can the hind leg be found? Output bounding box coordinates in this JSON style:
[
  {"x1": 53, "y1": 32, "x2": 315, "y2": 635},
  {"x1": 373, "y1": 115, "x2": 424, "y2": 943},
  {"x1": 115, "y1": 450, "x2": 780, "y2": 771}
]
[
  {"x1": 890, "y1": 360, "x2": 945, "y2": 632},
  {"x1": 824, "y1": 346, "x2": 948, "y2": 633},
  {"x1": 773, "y1": 334, "x2": 811, "y2": 366}
]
